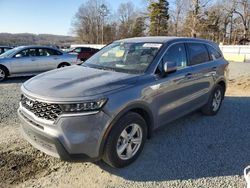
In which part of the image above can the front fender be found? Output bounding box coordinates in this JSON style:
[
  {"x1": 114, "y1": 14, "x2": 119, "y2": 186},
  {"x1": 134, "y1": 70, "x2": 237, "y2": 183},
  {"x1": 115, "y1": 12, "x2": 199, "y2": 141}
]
[{"x1": 98, "y1": 101, "x2": 155, "y2": 157}]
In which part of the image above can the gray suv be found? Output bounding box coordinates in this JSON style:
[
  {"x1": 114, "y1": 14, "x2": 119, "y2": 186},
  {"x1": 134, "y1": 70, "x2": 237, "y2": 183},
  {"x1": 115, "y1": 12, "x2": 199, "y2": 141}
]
[{"x1": 18, "y1": 37, "x2": 228, "y2": 168}]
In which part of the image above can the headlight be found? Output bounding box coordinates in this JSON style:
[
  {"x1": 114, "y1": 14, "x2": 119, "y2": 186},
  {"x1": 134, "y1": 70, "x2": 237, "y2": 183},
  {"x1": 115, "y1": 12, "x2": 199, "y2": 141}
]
[{"x1": 60, "y1": 99, "x2": 107, "y2": 113}]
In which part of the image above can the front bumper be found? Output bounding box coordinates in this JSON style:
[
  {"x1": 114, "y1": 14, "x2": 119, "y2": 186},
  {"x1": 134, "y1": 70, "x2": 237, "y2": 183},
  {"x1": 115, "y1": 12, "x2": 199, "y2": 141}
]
[{"x1": 18, "y1": 104, "x2": 111, "y2": 161}]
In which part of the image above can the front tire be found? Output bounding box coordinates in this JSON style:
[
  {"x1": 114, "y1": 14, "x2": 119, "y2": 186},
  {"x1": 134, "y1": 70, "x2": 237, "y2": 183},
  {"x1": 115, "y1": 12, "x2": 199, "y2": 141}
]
[
  {"x1": 0, "y1": 66, "x2": 7, "y2": 82},
  {"x1": 103, "y1": 112, "x2": 147, "y2": 168},
  {"x1": 201, "y1": 85, "x2": 224, "y2": 116}
]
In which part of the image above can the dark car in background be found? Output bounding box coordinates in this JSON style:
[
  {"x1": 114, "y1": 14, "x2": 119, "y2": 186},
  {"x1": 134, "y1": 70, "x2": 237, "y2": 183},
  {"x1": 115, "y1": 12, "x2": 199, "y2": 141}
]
[
  {"x1": 69, "y1": 47, "x2": 99, "y2": 62},
  {"x1": 0, "y1": 46, "x2": 13, "y2": 55}
]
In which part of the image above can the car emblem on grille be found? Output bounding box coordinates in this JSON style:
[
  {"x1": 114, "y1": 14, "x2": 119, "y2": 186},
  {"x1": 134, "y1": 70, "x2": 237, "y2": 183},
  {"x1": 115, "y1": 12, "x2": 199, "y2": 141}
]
[{"x1": 26, "y1": 100, "x2": 34, "y2": 108}]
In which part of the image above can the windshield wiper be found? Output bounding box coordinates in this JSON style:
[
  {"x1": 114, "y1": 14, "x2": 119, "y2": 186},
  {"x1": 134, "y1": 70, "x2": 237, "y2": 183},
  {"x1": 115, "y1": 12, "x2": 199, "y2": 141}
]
[{"x1": 86, "y1": 64, "x2": 116, "y2": 72}]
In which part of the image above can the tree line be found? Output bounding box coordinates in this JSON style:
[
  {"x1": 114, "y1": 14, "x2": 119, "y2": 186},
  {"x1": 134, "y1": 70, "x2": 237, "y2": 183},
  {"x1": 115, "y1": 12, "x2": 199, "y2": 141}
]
[
  {"x1": 0, "y1": 33, "x2": 77, "y2": 47},
  {"x1": 72, "y1": 0, "x2": 250, "y2": 45}
]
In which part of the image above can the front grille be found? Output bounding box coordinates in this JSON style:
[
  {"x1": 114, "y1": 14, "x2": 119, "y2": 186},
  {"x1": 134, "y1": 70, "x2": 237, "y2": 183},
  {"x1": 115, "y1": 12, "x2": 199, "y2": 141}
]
[{"x1": 21, "y1": 95, "x2": 62, "y2": 121}]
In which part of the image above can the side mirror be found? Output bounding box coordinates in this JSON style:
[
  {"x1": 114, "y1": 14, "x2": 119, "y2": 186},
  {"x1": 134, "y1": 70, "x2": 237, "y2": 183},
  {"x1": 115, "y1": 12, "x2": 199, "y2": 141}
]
[
  {"x1": 15, "y1": 54, "x2": 22, "y2": 58},
  {"x1": 162, "y1": 61, "x2": 177, "y2": 76}
]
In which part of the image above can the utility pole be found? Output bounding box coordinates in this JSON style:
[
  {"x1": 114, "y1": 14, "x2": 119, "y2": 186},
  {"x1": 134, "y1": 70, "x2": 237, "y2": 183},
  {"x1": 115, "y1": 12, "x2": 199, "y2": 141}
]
[{"x1": 99, "y1": 4, "x2": 108, "y2": 44}]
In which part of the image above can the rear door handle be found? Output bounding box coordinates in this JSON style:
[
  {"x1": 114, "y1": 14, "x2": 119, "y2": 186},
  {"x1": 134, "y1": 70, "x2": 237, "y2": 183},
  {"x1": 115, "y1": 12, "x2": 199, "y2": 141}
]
[
  {"x1": 185, "y1": 73, "x2": 193, "y2": 79},
  {"x1": 212, "y1": 67, "x2": 217, "y2": 71}
]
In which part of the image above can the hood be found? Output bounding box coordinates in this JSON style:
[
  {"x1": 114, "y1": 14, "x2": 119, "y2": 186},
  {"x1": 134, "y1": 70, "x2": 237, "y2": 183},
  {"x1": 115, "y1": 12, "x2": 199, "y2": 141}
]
[{"x1": 22, "y1": 65, "x2": 138, "y2": 101}]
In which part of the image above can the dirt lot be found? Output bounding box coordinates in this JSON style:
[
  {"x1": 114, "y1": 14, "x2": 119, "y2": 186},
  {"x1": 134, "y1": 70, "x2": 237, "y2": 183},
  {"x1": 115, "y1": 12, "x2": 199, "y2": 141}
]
[{"x1": 0, "y1": 62, "x2": 250, "y2": 188}]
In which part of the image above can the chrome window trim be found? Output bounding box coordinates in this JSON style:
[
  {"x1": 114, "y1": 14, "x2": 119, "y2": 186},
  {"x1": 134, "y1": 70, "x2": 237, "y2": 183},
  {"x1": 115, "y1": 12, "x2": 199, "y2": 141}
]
[{"x1": 153, "y1": 41, "x2": 222, "y2": 74}]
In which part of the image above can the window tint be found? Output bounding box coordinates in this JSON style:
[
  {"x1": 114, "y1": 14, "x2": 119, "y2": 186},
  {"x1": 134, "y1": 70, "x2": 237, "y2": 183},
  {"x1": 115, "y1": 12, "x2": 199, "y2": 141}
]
[
  {"x1": 74, "y1": 48, "x2": 81, "y2": 53},
  {"x1": 206, "y1": 45, "x2": 222, "y2": 60},
  {"x1": 81, "y1": 47, "x2": 92, "y2": 52},
  {"x1": 187, "y1": 43, "x2": 209, "y2": 65},
  {"x1": 38, "y1": 48, "x2": 50, "y2": 56},
  {"x1": 163, "y1": 43, "x2": 187, "y2": 68},
  {"x1": 45, "y1": 48, "x2": 62, "y2": 55},
  {"x1": 4, "y1": 48, "x2": 11, "y2": 52},
  {"x1": 16, "y1": 48, "x2": 37, "y2": 57},
  {"x1": 29, "y1": 49, "x2": 37, "y2": 56}
]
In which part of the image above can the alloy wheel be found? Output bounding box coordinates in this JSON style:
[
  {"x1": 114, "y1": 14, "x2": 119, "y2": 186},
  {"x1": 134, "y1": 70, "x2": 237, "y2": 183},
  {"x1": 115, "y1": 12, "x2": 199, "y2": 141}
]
[
  {"x1": 0, "y1": 69, "x2": 5, "y2": 81},
  {"x1": 116, "y1": 123, "x2": 143, "y2": 160},
  {"x1": 212, "y1": 89, "x2": 222, "y2": 112}
]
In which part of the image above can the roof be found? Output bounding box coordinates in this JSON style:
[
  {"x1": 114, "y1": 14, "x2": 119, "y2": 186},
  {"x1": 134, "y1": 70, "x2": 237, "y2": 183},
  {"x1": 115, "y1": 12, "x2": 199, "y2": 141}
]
[
  {"x1": 0, "y1": 46, "x2": 13, "y2": 48},
  {"x1": 16, "y1": 45, "x2": 58, "y2": 49},
  {"x1": 116, "y1": 36, "x2": 215, "y2": 44}
]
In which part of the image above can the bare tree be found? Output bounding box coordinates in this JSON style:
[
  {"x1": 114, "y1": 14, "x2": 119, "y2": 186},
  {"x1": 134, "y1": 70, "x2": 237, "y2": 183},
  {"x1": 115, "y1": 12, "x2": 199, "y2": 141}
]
[
  {"x1": 72, "y1": 0, "x2": 107, "y2": 43},
  {"x1": 171, "y1": 0, "x2": 185, "y2": 36},
  {"x1": 117, "y1": 2, "x2": 136, "y2": 38},
  {"x1": 187, "y1": 0, "x2": 212, "y2": 37},
  {"x1": 70, "y1": 0, "x2": 249, "y2": 45},
  {"x1": 232, "y1": 0, "x2": 250, "y2": 39}
]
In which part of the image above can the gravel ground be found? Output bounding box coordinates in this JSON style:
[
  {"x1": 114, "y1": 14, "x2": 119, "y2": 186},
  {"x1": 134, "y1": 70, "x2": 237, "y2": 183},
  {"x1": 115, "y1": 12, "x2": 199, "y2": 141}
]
[{"x1": 0, "y1": 63, "x2": 249, "y2": 188}]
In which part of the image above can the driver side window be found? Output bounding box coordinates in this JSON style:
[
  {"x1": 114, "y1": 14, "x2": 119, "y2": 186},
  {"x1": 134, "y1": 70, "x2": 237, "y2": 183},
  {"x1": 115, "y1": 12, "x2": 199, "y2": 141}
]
[{"x1": 163, "y1": 43, "x2": 187, "y2": 68}]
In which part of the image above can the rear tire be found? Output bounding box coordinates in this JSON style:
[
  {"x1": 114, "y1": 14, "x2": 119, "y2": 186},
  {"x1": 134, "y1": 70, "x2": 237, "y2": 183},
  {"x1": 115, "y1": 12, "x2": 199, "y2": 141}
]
[
  {"x1": 0, "y1": 66, "x2": 8, "y2": 82},
  {"x1": 201, "y1": 85, "x2": 224, "y2": 116},
  {"x1": 103, "y1": 112, "x2": 147, "y2": 168},
  {"x1": 58, "y1": 63, "x2": 70, "y2": 68}
]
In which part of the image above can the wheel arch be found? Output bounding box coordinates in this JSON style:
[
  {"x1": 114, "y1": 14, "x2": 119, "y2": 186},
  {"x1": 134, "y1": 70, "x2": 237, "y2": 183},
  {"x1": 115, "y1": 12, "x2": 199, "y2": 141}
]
[
  {"x1": 0, "y1": 64, "x2": 10, "y2": 76},
  {"x1": 215, "y1": 79, "x2": 226, "y2": 99},
  {"x1": 57, "y1": 62, "x2": 70, "y2": 68},
  {"x1": 99, "y1": 102, "x2": 155, "y2": 157}
]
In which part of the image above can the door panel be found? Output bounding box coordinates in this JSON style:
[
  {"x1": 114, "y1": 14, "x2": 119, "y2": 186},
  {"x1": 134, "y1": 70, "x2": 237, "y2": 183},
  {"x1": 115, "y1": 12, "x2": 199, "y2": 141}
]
[
  {"x1": 10, "y1": 48, "x2": 39, "y2": 74},
  {"x1": 153, "y1": 67, "x2": 204, "y2": 127},
  {"x1": 36, "y1": 48, "x2": 61, "y2": 71},
  {"x1": 152, "y1": 42, "x2": 215, "y2": 128},
  {"x1": 152, "y1": 43, "x2": 193, "y2": 127},
  {"x1": 185, "y1": 43, "x2": 216, "y2": 103}
]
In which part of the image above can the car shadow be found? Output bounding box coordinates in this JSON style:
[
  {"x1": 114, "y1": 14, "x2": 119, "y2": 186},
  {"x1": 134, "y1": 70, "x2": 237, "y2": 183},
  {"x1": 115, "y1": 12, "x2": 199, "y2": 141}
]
[
  {"x1": 1, "y1": 76, "x2": 33, "y2": 84},
  {"x1": 95, "y1": 96, "x2": 250, "y2": 182}
]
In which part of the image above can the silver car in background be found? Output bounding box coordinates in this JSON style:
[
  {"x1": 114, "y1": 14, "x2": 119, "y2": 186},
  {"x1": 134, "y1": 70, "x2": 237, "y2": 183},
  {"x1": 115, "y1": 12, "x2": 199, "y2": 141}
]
[{"x1": 0, "y1": 45, "x2": 78, "y2": 81}]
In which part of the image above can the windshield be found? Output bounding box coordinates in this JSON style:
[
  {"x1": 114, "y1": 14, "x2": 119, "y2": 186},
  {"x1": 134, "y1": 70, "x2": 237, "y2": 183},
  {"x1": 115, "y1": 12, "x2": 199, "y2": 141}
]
[
  {"x1": 84, "y1": 42, "x2": 162, "y2": 74},
  {"x1": 0, "y1": 47, "x2": 21, "y2": 58}
]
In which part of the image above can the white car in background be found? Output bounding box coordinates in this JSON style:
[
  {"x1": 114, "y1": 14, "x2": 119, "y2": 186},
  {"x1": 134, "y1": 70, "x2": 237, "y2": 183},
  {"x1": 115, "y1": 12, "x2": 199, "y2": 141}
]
[{"x1": 0, "y1": 45, "x2": 78, "y2": 81}]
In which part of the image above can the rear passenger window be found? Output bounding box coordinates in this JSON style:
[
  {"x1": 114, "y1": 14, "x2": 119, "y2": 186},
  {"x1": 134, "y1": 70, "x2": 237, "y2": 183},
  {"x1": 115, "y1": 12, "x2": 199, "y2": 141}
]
[
  {"x1": 187, "y1": 43, "x2": 209, "y2": 65},
  {"x1": 81, "y1": 48, "x2": 92, "y2": 52},
  {"x1": 206, "y1": 45, "x2": 222, "y2": 60},
  {"x1": 46, "y1": 49, "x2": 62, "y2": 55},
  {"x1": 74, "y1": 48, "x2": 81, "y2": 53},
  {"x1": 163, "y1": 43, "x2": 187, "y2": 68}
]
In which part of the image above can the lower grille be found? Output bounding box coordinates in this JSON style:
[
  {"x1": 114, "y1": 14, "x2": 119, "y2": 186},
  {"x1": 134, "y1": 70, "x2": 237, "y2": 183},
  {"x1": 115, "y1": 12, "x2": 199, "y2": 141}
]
[{"x1": 21, "y1": 95, "x2": 62, "y2": 121}]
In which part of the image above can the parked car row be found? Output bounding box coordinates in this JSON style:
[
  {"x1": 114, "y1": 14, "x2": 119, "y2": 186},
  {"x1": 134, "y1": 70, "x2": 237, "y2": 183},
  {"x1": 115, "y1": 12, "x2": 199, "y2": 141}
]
[{"x1": 0, "y1": 45, "x2": 78, "y2": 81}]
